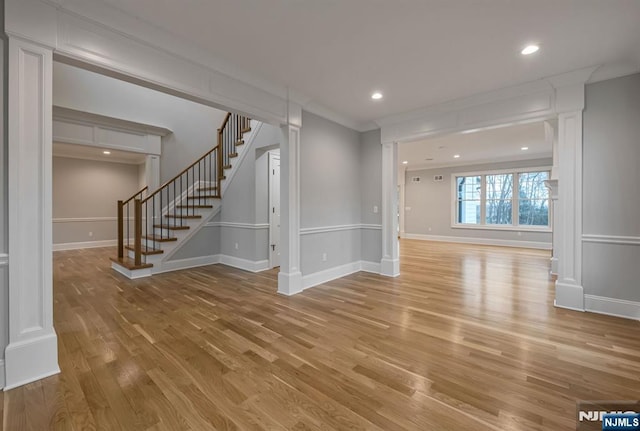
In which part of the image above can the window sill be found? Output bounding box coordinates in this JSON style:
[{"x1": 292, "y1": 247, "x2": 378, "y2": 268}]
[{"x1": 451, "y1": 224, "x2": 551, "y2": 233}]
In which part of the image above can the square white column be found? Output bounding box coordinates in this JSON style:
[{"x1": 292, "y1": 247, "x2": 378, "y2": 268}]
[
  {"x1": 4, "y1": 37, "x2": 60, "y2": 389},
  {"x1": 381, "y1": 141, "x2": 400, "y2": 277}
]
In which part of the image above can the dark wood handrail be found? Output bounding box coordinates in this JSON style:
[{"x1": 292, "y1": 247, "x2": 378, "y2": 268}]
[
  {"x1": 142, "y1": 144, "x2": 221, "y2": 204},
  {"x1": 123, "y1": 186, "x2": 148, "y2": 205},
  {"x1": 219, "y1": 112, "x2": 231, "y2": 131}
]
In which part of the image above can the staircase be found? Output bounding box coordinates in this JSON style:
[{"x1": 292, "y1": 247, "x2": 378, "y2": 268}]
[{"x1": 111, "y1": 113, "x2": 252, "y2": 278}]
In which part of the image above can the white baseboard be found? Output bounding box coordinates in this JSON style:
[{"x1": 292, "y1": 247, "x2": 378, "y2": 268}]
[
  {"x1": 0, "y1": 359, "x2": 5, "y2": 389},
  {"x1": 555, "y1": 282, "x2": 585, "y2": 311},
  {"x1": 302, "y1": 261, "x2": 382, "y2": 290},
  {"x1": 3, "y1": 333, "x2": 60, "y2": 390},
  {"x1": 53, "y1": 239, "x2": 117, "y2": 251},
  {"x1": 584, "y1": 295, "x2": 640, "y2": 321},
  {"x1": 219, "y1": 255, "x2": 269, "y2": 273},
  {"x1": 111, "y1": 261, "x2": 152, "y2": 279},
  {"x1": 157, "y1": 255, "x2": 220, "y2": 274},
  {"x1": 402, "y1": 233, "x2": 552, "y2": 250}
]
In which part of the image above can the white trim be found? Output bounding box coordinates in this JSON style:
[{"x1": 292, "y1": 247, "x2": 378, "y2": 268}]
[
  {"x1": 452, "y1": 225, "x2": 552, "y2": 233},
  {"x1": 303, "y1": 261, "x2": 362, "y2": 290},
  {"x1": 0, "y1": 253, "x2": 8, "y2": 266},
  {"x1": 205, "y1": 222, "x2": 269, "y2": 230},
  {"x1": 53, "y1": 239, "x2": 118, "y2": 251},
  {"x1": 3, "y1": 332, "x2": 60, "y2": 390},
  {"x1": 156, "y1": 255, "x2": 220, "y2": 274},
  {"x1": 53, "y1": 106, "x2": 172, "y2": 137},
  {"x1": 111, "y1": 261, "x2": 152, "y2": 279},
  {"x1": 402, "y1": 233, "x2": 552, "y2": 250},
  {"x1": 582, "y1": 235, "x2": 640, "y2": 246},
  {"x1": 302, "y1": 260, "x2": 382, "y2": 290},
  {"x1": 300, "y1": 224, "x2": 382, "y2": 235},
  {"x1": 52, "y1": 217, "x2": 117, "y2": 223},
  {"x1": 0, "y1": 360, "x2": 5, "y2": 389},
  {"x1": 219, "y1": 255, "x2": 270, "y2": 273},
  {"x1": 584, "y1": 295, "x2": 640, "y2": 321}
]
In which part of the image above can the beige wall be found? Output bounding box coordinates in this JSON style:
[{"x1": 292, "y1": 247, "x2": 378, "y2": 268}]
[{"x1": 52, "y1": 156, "x2": 141, "y2": 246}]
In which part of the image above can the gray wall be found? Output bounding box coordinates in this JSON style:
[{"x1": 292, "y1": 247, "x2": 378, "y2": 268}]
[
  {"x1": 169, "y1": 122, "x2": 280, "y2": 262},
  {"x1": 360, "y1": 129, "x2": 383, "y2": 263},
  {"x1": 583, "y1": 73, "x2": 640, "y2": 302},
  {"x1": 300, "y1": 111, "x2": 364, "y2": 275},
  {"x1": 1, "y1": 8, "x2": 8, "y2": 382},
  {"x1": 52, "y1": 62, "x2": 228, "y2": 183},
  {"x1": 52, "y1": 157, "x2": 142, "y2": 245},
  {"x1": 404, "y1": 158, "x2": 553, "y2": 245}
]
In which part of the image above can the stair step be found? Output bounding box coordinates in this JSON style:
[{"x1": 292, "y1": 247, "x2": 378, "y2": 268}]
[
  {"x1": 219, "y1": 175, "x2": 226, "y2": 180},
  {"x1": 241, "y1": 127, "x2": 251, "y2": 134},
  {"x1": 229, "y1": 153, "x2": 238, "y2": 158},
  {"x1": 223, "y1": 164, "x2": 232, "y2": 170},
  {"x1": 153, "y1": 224, "x2": 190, "y2": 231},
  {"x1": 235, "y1": 140, "x2": 244, "y2": 146},
  {"x1": 142, "y1": 234, "x2": 178, "y2": 242},
  {"x1": 176, "y1": 204, "x2": 213, "y2": 209},
  {"x1": 197, "y1": 186, "x2": 217, "y2": 192},
  {"x1": 124, "y1": 245, "x2": 164, "y2": 256},
  {"x1": 110, "y1": 256, "x2": 153, "y2": 270},
  {"x1": 164, "y1": 214, "x2": 202, "y2": 219},
  {"x1": 187, "y1": 195, "x2": 218, "y2": 199}
]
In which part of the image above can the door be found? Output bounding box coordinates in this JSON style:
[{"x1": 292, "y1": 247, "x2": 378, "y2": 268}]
[{"x1": 269, "y1": 152, "x2": 281, "y2": 268}]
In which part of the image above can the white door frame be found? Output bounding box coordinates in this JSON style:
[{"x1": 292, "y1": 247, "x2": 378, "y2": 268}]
[{"x1": 268, "y1": 151, "x2": 281, "y2": 269}]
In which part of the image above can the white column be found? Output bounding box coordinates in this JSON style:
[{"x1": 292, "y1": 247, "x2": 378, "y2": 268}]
[
  {"x1": 554, "y1": 110, "x2": 584, "y2": 310},
  {"x1": 277, "y1": 123, "x2": 303, "y2": 295},
  {"x1": 544, "y1": 121, "x2": 559, "y2": 277},
  {"x1": 398, "y1": 166, "x2": 406, "y2": 238},
  {"x1": 5, "y1": 37, "x2": 60, "y2": 389},
  {"x1": 381, "y1": 141, "x2": 400, "y2": 277},
  {"x1": 144, "y1": 155, "x2": 160, "y2": 191}
]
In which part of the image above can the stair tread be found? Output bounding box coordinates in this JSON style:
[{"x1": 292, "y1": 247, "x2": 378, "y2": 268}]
[
  {"x1": 223, "y1": 164, "x2": 232, "y2": 170},
  {"x1": 176, "y1": 204, "x2": 213, "y2": 209},
  {"x1": 187, "y1": 195, "x2": 219, "y2": 199},
  {"x1": 110, "y1": 256, "x2": 153, "y2": 270},
  {"x1": 241, "y1": 127, "x2": 251, "y2": 134},
  {"x1": 197, "y1": 187, "x2": 217, "y2": 192},
  {"x1": 142, "y1": 234, "x2": 178, "y2": 242},
  {"x1": 153, "y1": 224, "x2": 190, "y2": 230},
  {"x1": 124, "y1": 245, "x2": 164, "y2": 255},
  {"x1": 229, "y1": 153, "x2": 238, "y2": 158},
  {"x1": 235, "y1": 140, "x2": 244, "y2": 146},
  {"x1": 165, "y1": 214, "x2": 202, "y2": 219}
]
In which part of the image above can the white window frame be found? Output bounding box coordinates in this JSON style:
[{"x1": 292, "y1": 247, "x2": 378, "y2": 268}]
[{"x1": 451, "y1": 166, "x2": 552, "y2": 232}]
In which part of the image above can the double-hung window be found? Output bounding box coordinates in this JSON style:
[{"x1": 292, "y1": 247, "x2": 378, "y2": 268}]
[{"x1": 454, "y1": 168, "x2": 550, "y2": 230}]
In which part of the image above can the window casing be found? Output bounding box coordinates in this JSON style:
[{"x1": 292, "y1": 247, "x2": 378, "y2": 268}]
[{"x1": 453, "y1": 168, "x2": 551, "y2": 231}]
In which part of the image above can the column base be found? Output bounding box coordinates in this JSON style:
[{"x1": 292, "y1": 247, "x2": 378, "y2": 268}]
[
  {"x1": 550, "y1": 257, "x2": 558, "y2": 276},
  {"x1": 555, "y1": 281, "x2": 585, "y2": 312},
  {"x1": 380, "y1": 258, "x2": 400, "y2": 277},
  {"x1": 4, "y1": 331, "x2": 60, "y2": 390},
  {"x1": 277, "y1": 271, "x2": 303, "y2": 296}
]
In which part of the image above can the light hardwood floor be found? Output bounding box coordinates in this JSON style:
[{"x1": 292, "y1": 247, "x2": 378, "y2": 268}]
[{"x1": 2, "y1": 240, "x2": 639, "y2": 430}]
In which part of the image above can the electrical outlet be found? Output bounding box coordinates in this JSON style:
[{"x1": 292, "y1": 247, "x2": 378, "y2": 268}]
[
  {"x1": 88, "y1": 231, "x2": 93, "y2": 237},
  {"x1": 322, "y1": 253, "x2": 327, "y2": 262},
  {"x1": 373, "y1": 205, "x2": 378, "y2": 213},
  {"x1": 428, "y1": 227, "x2": 432, "y2": 232},
  {"x1": 235, "y1": 242, "x2": 239, "y2": 249}
]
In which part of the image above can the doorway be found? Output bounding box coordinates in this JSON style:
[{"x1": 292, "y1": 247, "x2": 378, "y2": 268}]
[{"x1": 269, "y1": 151, "x2": 281, "y2": 268}]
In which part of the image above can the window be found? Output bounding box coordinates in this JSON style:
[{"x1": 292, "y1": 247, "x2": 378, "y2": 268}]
[{"x1": 454, "y1": 169, "x2": 550, "y2": 229}]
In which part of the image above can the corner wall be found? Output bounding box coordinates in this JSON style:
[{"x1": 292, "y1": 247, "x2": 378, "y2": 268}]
[{"x1": 582, "y1": 73, "x2": 640, "y2": 319}]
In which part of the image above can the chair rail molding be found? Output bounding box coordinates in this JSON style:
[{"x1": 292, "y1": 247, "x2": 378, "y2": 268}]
[{"x1": 5, "y1": 36, "x2": 60, "y2": 390}]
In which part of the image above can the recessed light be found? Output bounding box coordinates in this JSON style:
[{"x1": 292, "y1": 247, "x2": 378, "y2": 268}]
[
  {"x1": 453, "y1": 154, "x2": 461, "y2": 159},
  {"x1": 103, "y1": 150, "x2": 111, "y2": 155},
  {"x1": 371, "y1": 92, "x2": 383, "y2": 100},
  {"x1": 521, "y1": 45, "x2": 539, "y2": 55},
  {"x1": 521, "y1": 146, "x2": 529, "y2": 151},
  {"x1": 402, "y1": 160, "x2": 408, "y2": 164}
]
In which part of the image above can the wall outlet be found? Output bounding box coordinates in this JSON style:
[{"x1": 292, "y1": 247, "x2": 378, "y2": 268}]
[
  {"x1": 322, "y1": 253, "x2": 327, "y2": 262},
  {"x1": 428, "y1": 227, "x2": 432, "y2": 232},
  {"x1": 373, "y1": 205, "x2": 378, "y2": 214},
  {"x1": 235, "y1": 242, "x2": 239, "y2": 249},
  {"x1": 88, "y1": 231, "x2": 93, "y2": 237}
]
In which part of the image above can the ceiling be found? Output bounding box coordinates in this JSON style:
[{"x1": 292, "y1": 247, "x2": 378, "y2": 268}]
[
  {"x1": 93, "y1": 0, "x2": 640, "y2": 126},
  {"x1": 53, "y1": 142, "x2": 147, "y2": 165},
  {"x1": 398, "y1": 121, "x2": 551, "y2": 170}
]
